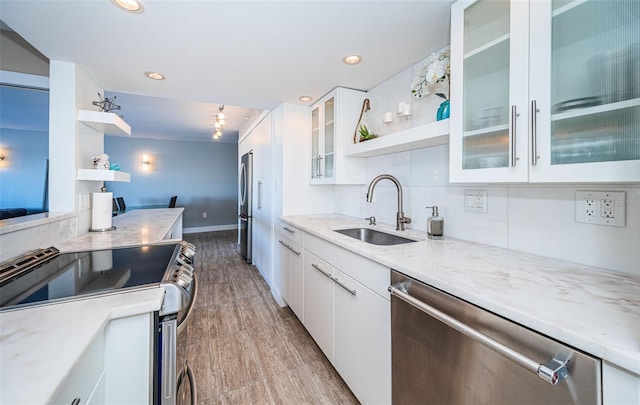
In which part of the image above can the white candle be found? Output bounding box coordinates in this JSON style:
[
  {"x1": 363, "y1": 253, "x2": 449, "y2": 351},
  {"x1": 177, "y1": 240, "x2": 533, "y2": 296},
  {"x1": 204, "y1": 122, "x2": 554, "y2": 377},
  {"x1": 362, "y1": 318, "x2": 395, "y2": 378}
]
[
  {"x1": 397, "y1": 102, "x2": 405, "y2": 114},
  {"x1": 383, "y1": 111, "x2": 394, "y2": 123},
  {"x1": 402, "y1": 103, "x2": 412, "y2": 116}
]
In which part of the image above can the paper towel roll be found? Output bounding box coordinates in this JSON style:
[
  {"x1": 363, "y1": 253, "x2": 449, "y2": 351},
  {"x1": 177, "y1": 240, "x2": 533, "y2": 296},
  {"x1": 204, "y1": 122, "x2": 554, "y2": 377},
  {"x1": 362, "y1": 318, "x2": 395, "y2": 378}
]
[
  {"x1": 91, "y1": 250, "x2": 113, "y2": 271},
  {"x1": 91, "y1": 192, "x2": 113, "y2": 231}
]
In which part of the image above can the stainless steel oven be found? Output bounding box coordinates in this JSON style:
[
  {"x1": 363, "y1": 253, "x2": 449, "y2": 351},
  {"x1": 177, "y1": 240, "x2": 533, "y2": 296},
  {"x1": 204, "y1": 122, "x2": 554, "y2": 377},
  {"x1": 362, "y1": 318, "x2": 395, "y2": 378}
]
[{"x1": 0, "y1": 241, "x2": 199, "y2": 405}]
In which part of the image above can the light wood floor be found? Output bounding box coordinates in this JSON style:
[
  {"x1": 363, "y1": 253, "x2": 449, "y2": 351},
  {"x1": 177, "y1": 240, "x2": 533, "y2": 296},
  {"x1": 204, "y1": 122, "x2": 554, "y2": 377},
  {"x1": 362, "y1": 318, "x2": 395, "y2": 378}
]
[{"x1": 178, "y1": 230, "x2": 359, "y2": 405}]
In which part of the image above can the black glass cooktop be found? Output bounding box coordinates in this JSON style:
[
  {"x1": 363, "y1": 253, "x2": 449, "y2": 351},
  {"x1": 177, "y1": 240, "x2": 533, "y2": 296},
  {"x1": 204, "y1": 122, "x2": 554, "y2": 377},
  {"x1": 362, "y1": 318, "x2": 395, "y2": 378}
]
[{"x1": 0, "y1": 243, "x2": 179, "y2": 310}]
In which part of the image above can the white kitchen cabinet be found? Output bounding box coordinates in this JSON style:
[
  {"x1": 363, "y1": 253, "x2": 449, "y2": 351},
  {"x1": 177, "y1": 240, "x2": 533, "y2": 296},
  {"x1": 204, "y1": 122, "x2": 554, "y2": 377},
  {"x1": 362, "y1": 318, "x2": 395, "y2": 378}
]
[
  {"x1": 310, "y1": 87, "x2": 367, "y2": 184},
  {"x1": 104, "y1": 312, "x2": 154, "y2": 405},
  {"x1": 450, "y1": 0, "x2": 640, "y2": 183},
  {"x1": 333, "y1": 268, "x2": 391, "y2": 405},
  {"x1": 278, "y1": 225, "x2": 304, "y2": 321},
  {"x1": 303, "y1": 231, "x2": 391, "y2": 404},
  {"x1": 239, "y1": 113, "x2": 274, "y2": 286},
  {"x1": 603, "y1": 361, "x2": 640, "y2": 405},
  {"x1": 53, "y1": 332, "x2": 105, "y2": 405},
  {"x1": 302, "y1": 250, "x2": 335, "y2": 361}
]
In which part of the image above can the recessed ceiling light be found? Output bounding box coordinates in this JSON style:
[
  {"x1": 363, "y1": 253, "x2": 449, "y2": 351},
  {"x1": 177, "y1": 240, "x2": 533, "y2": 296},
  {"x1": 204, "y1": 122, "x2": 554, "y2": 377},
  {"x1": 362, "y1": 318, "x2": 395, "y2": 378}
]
[
  {"x1": 111, "y1": 0, "x2": 144, "y2": 13},
  {"x1": 299, "y1": 96, "x2": 312, "y2": 102},
  {"x1": 144, "y1": 71, "x2": 165, "y2": 80},
  {"x1": 343, "y1": 55, "x2": 362, "y2": 65}
]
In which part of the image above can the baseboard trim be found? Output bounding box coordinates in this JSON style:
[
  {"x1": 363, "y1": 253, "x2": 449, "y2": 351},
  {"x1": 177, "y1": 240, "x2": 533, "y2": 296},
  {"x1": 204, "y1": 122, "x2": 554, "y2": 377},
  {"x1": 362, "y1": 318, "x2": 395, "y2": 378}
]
[{"x1": 183, "y1": 224, "x2": 237, "y2": 234}]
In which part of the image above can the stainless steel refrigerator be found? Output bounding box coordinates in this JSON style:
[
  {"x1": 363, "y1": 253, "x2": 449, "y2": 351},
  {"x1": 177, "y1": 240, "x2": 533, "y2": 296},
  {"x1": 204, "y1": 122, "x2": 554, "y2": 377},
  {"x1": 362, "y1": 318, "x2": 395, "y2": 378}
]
[{"x1": 239, "y1": 151, "x2": 252, "y2": 263}]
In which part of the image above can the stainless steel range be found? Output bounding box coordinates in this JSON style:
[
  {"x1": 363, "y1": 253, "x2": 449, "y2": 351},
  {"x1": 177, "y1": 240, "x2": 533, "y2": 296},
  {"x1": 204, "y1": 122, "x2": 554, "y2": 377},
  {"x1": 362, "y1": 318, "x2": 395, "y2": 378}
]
[{"x1": 0, "y1": 241, "x2": 199, "y2": 405}]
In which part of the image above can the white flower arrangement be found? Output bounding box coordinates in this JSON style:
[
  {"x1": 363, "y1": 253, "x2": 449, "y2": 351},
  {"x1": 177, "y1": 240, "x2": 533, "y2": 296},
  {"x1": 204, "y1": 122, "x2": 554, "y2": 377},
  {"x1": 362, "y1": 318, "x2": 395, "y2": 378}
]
[{"x1": 411, "y1": 46, "x2": 450, "y2": 100}]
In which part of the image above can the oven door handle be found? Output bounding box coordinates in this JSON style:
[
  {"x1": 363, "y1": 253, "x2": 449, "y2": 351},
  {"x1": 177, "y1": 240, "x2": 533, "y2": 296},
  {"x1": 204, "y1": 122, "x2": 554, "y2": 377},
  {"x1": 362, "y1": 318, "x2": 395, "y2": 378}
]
[
  {"x1": 177, "y1": 272, "x2": 198, "y2": 333},
  {"x1": 176, "y1": 361, "x2": 198, "y2": 405}
]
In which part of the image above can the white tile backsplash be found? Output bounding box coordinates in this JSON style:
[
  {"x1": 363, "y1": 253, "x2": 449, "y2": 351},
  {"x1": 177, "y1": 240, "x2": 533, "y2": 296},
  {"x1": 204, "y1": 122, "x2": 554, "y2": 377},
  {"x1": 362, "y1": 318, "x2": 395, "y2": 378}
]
[{"x1": 334, "y1": 144, "x2": 640, "y2": 276}]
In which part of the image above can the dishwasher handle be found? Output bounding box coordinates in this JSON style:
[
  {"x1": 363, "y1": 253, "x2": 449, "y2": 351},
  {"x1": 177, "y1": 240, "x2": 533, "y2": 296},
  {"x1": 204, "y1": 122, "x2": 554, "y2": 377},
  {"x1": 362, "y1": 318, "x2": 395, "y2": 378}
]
[{"x1": 389, "y1": 283, "x2": 569, "y2": 385}]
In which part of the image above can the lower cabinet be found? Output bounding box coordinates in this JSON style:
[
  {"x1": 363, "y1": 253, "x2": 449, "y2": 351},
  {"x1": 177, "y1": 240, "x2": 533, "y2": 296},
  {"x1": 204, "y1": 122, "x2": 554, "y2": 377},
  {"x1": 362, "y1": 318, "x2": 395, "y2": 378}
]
[
  {"x1": 53, "y1": 332, "x2": 105, "y2": 405},
  {"x1": 53, "y1": 312, "x2": 154, "y2": 405},
  {"x1": 303, "y1": 251, "x2": 335, "y2": 361},
  {"x1": 301, "y1": 232, "x2": 392, "y2": 404},
  {"x1": 278, "y1": 230, "x2": 304, "y2": 321},
  {"x1": 333, "y1": 268, "x2": 391, "y2": 404}
]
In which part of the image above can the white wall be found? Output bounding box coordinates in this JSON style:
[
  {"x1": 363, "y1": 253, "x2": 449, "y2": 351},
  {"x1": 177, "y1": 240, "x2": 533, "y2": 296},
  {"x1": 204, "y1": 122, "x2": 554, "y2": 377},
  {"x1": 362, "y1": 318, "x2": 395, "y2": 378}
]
[
  {"x1": 331, "y1": 48, "x2": 640, "y2": 277},
  {"x1": 48, "y1": 61, "x2": 104, "y2": 233}
]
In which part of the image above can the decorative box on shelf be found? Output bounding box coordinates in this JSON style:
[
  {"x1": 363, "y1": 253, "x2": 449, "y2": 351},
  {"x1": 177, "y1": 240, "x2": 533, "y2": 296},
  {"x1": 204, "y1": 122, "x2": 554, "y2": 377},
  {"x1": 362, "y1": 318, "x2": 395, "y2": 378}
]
[
  {"x1": 77, "y1": 110, "x2": 131, "y2": 136},
  {"x1": 344, "y1": 119, "x2": 449, "y2": 158},
  {"x1": 77, "y1": 169, "x2": 131, "y2": 182}
]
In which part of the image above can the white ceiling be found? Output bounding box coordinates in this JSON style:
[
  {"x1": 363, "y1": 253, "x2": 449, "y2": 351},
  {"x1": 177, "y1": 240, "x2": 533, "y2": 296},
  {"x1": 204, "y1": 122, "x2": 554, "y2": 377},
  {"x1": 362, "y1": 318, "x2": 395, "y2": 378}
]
[{"x1": 0, "y1": 0, "x2": 454, "y2": 143}]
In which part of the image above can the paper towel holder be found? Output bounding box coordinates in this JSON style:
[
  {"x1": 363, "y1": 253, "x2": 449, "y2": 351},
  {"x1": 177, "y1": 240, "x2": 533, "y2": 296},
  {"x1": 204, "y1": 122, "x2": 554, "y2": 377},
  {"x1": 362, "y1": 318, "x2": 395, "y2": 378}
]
[{"x1": 89, "y1": 186, "x2": 117, "y2": 232}]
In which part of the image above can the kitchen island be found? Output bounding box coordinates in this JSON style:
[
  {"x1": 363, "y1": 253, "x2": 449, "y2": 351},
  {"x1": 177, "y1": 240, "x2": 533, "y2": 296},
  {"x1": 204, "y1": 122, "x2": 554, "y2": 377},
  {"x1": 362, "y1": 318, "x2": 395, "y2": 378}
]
[
  {"x1": 280, "y1": 214, "x2": 640, "y2": 398},
  {"x1": 55, "y1": 207, "x2": 184, "y2": 252},
  {"x1": 0, "y1": 208, "x2": 185, "y2": 404}
]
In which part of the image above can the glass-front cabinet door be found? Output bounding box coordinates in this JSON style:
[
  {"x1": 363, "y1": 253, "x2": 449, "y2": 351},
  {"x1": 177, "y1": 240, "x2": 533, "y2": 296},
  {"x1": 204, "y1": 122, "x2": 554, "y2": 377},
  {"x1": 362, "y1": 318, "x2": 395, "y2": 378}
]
[
  {"x1": 323, "y1": 97, "x2": 335, "y2": 179},
  {"x1": 309, "y1": 87, "x2": 367, "y2": 185},
  {"x1": 451, "y1": 0, "x2": 640, "y2": 183},
  {"x1": 450, "y1": 0, "x2": 530, "y2": 182},
  {"x1": 311, "y1": 106, "x2": 321, "y2": 179},
  {"x1": 529, "y1": 0, "x2": 640, "y2": 182}
]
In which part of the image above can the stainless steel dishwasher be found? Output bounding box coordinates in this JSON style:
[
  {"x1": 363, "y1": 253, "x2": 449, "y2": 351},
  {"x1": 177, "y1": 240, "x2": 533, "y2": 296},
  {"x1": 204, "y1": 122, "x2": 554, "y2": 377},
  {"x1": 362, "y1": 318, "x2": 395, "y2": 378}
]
[{"x1": 389, "y1": 270, "x2": 601, "y2": 405}]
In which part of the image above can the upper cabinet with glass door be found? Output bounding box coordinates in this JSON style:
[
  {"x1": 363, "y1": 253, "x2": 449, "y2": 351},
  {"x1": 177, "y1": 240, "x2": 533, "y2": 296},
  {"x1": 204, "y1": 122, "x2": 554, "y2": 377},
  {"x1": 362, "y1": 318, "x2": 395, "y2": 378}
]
[
  {"x1": 450, "y1": 0, "x2": 640, "y2": 183},
  {"x1": 309, "y1": 87, "x2": 367, "y2": 185}
]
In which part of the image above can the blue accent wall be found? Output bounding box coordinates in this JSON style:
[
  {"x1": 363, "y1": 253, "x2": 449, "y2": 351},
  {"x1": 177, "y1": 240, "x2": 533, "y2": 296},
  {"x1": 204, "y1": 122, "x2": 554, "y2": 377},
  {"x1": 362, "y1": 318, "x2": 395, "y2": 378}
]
[
  {"x1": 0, "y1": 128, "x2": 49, "y2": 211},
  {"x1": 104, "y1": 137, "x2": 238, "y2": 229}
]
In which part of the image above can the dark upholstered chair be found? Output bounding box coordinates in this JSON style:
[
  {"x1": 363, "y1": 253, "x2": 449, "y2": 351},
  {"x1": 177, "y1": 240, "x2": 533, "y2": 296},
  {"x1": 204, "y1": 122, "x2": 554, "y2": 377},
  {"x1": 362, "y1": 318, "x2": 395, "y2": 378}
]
[
  {"x1": 116, "y1": 197, "x2": 126, "y2": 213},
  {"x1": 168, "y1": 195, "x2": 177, "y2": 208},
  {"x1": 112, "y1": 199, "x2": 119, "y2": 216}
]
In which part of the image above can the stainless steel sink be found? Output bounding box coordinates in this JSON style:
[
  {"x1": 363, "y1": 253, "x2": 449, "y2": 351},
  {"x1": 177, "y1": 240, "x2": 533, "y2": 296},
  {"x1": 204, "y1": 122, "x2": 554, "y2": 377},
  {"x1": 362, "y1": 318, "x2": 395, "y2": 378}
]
[{"x1": 334, "y1": 228, "x2": 417, "y2": 246}]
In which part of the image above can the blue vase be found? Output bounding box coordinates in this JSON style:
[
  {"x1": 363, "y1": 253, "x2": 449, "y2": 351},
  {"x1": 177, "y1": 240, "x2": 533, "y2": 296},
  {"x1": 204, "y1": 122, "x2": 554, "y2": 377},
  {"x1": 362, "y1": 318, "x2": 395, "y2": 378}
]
[{"x1": 437, "y1": 100, "x2": 450, "y2": 121}]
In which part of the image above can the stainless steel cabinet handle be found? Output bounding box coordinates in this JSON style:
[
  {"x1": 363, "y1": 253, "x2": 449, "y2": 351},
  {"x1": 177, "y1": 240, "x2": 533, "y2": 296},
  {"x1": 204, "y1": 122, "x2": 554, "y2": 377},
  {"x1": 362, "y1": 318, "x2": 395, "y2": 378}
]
[
  {"x1": 257, "y1": 180, "x2": 263, "y2": 209},
  {"x1": 389, "y1": 283, "x2": 569, "y2": 385},
  {"x1": 282, "y1": 226, "x2": 295, "y2": 234},
  {"x1": 531, "y1": 100, "x2": 539, "y2": 166},
  {"x1": 332, "y1": 276, "x2": 356, "y2": 296},
  {"x1": 317, "y1": 155, "x2": 323, "y2": 178},
  {"x1": 278, "y1": 240, "x2": 300, "y2": 256},
  {"x1": 311, "y1": 263, "x2": 332, "y2": 278},
  {"x1": 510, "y1": 105, "x2": 517, "y2": 167}
]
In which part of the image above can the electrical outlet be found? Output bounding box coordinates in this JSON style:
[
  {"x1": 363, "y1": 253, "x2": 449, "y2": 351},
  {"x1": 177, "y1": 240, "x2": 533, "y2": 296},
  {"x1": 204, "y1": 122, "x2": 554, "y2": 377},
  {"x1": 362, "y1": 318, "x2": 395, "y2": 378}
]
[
  {"x1": 575, "y1": 191, "x2": 626, "y2": 227},
  {"x1": 202, "y1": 212, "x2": 207, "y2": 218},
  {"x1": 78, "y1": 194, "x2": 90, "y2": 211},
  {"x1": 464, "y1": 189, "x2": 488, "y2": 213}
]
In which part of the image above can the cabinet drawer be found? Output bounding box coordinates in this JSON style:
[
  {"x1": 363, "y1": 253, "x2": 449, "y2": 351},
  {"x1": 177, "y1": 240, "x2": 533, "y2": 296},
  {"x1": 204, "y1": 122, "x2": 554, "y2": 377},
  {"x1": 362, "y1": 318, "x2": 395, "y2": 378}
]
[
  {"x1": 53, "y1": 332, "x2": 105, "y2": 405},
  {"x1": 304, "y1": 233, "x2": 390, "y2": 300},
  {"x1": 279, "y1": 222, "x2": 303, "y2": 246}
]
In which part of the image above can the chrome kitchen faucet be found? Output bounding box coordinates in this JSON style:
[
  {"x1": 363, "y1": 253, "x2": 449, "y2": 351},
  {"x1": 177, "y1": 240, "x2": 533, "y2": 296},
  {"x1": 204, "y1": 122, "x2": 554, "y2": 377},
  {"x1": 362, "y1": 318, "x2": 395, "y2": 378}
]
[{"x1": 366, "y1": 174, "x2": 411, "y2": 231}]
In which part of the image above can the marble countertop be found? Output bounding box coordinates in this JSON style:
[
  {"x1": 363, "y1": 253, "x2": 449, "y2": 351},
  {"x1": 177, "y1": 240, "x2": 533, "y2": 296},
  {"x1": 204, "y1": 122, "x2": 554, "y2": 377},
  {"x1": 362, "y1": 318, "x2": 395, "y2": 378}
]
[
  {"x1": 0, "y1": 288, "x2": 164, "y2": 405},
  {"x1": 0, "y1": 208, "x2": 184, "y2": 403},
  {"x1": 0, "y1": 211, "x2": 76, "y2": 236},
  {"x1": 281, "y1": 213, "x2": 640, "y2": 376},
  {"x1": 55, "y1": 208, "x2": 184, "y2": 252}
]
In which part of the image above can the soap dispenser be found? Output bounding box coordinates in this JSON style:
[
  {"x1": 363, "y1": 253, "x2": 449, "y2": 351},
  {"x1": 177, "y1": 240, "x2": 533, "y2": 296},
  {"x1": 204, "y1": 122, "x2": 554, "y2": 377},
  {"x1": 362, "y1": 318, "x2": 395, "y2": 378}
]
[{"x1": 426, "y1": 206, "x2": 444, "y2": 240}]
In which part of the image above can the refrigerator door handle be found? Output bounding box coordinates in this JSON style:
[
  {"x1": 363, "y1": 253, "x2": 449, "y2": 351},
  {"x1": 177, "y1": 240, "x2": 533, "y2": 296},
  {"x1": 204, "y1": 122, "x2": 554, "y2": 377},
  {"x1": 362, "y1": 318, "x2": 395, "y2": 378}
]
[{"x1": 240, "y1": 162, "x2": 247, "y2": 206}]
